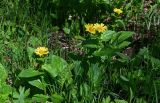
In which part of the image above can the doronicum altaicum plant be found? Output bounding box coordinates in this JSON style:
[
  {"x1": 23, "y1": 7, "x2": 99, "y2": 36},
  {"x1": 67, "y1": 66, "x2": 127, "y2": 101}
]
[
  {"x1": 82, "y1": 23, "x2": 135, "y2": 62},
  {"x1": 16, "y1": 46, "x2": 72, "y2": 102}
]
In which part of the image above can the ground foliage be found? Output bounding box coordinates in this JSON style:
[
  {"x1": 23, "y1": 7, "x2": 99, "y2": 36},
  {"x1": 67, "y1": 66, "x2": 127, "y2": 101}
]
[{"x1": 0, "y1": 0, "x2": 160, "y2": 103}]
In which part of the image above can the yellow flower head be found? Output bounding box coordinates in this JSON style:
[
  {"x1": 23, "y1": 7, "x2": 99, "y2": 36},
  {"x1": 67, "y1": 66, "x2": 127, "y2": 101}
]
[
  {"x1": 94, "y1": 23, "x2": 107, "y2": 33},
  {"x1": 35, "y1": 47, "x2": 49, "y2": 57},
  {"x1": 85, "y1": 23, "x2": 96, "y2": 34},
  {"x1": 113, "y1": 8, "x2": 123, "y2": 15}
]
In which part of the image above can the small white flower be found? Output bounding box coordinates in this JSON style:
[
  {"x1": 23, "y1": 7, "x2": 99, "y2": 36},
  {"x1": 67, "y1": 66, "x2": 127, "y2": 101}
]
[{"x1": 68, "y1": 15, "x2": 72, "y2": 20}]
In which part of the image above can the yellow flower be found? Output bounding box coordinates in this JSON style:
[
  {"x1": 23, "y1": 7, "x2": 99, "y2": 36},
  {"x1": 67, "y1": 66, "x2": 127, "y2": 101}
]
[
  {"x1": 94, "y1": 23, "x2": 107, "y2": 33},
  {"x1": 113, "y1": 8, "x2": 123, "y2": 15},
  {"x1": 35, "y1": 47, "x2": 49, "y2": 57},
  {"x1": 85, "y1": 23, "x2": 96, "y2": 34}
]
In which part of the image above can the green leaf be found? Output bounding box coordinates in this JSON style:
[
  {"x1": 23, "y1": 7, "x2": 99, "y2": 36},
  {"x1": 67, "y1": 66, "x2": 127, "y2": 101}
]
[
  {"x1": 115, "y1": 19, "x2": 126, "y2": 30},
  {"x1": 0, "y1": 84, "x2": 11, "y2": 94},
  {"x1": 0, "y1": 94, "x2": 10, "y2": 103},
  {"x1": 63, "y1": 27, "x2": 70, "y2": 34},
  {"x1": 42, "y1": 55, "x2": 67, "y2": 78},
  {"x1": 13, "y1": 86, "x2": 30, "y2": 103},
  {"x1": 93, "y1": 47, "x2": 119, "y2": 57},
  {"x1": 18, "y1": 69, "x2": 43, "y2": 78},
  {"x1": 102, "y1": 96, "x2": 111, "y2": 103},
  {"x1": 110, "y1": 32, "x2": 120, "y2": 43},
  {"x1": 82, "y1": 39, "x2": 99, "y2": 48},
  {"x1": 42, "y1": 64, "x2": 57, "y2": 77},
  {"x1": 28, "y1": 79, "x2": 46, "y2": 90},
  {"x1": 27, "y1": 47, "x2": 35, "y2": 62},
  {"x1": 32, "y1": 94, "x2": 49, "y2": 102},
  {"x1": 70, "y1": 87, "x2": 78, "y2": 100},
  {"x1": 125, "y1": 2, "x2": 132, "y2": 10},
  {"x1": 114, "y1": 99, "x2": 128, "y2": 103},
  {"x1": 135, "y1": 98, "x2": 147, "y2": 103},
  {"x1": 83, "y1": 44, "x2": 99, "y2": 48},
  {"x1": 73, "y1": 61, "x2": 83, "y2": 76},
  {"x1": 117, "y1": 41, "x2": 131, "y2": 49},
  {"x1": 80, "y1": 83, "x2": 90, "y2": 99},
  {"x1": 51, "y1": 94, "x2": 64, "y2": 103},
  {"x1": 88, "y1": 64, "x2": 102, "y2": 90},
  {"x1": 116, "y1": 52, "x2": 130, "y2": 63},
  {"x1": 150, "y1": 56, "x2": 160, "y2": 68},
  {"x1": 0, "y1": 84, "x2": 11, "y2": 102},
  {"x1": 100, "y1": 30, "x2": 116, "y2": 42},
  {"x1": 50, "y1": 13, "x2": 58, "y2": 19},
  {"x1": 117, "y1": 31, "x2": 134, "y2": 43},
  {"x1": 74, "y1": 35, "x2": 86, "y2": 40},
  {"x1": 57, "y1": 64, "x2": 73, "y2": 87},
  {"x1": 129, "y1": 87, "x2": 134, "y2": 103},
  {"x1": 0, "y1": 64, "x2": 7, "y2": 83},
  {"x1": 120, "y1": 75, "x2": 129, "y2": 82},
  {"x1": 138, "y1": 47, "x2": 149, "y2": 56}
]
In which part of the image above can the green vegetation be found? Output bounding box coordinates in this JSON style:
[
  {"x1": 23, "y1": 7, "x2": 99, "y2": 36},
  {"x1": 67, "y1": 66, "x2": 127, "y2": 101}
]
[{"x1": 0, "y1": 0, "x2": 160, "y2": 102}]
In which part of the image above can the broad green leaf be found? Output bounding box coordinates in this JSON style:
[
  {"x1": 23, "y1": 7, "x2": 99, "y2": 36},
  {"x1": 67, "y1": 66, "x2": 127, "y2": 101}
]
[
  {"x1": 42, "y1": 55, "x2": 67, "y2": 78},
  {"x1": 93, "y1": 47, "x2": 119, "y2": 57},
  {"x1": 0, "y1": 63, "x2": 7, "y2": 83},
  {"x1": 18, "y1": 69, "x2": 43, "y2": 78},
  {"x1": 51, "y1": 94, "x2": 64, "y2": 103},
  {"x1": 117, "y1": 41, "x2": 131, "y2": 49},
  {"x1": 100, "y1": 30, "x2": 116, "y2": 42},
  {"x1": 110, "y1": 32, "x2": 120, "y2": 43},
  {"x1": 82, "y1": 39, "x2": 99, "y2": 48},
  {"x1": 117, "y1": 31, "x2": 134, "y2": 43},
  {"x1": 42, "y1": 64, "x2": 57, "y2": 77},
  {"x1": 28, "y1": 79, "x2": 46, "y2": 90},
  {"x1": 32, "y1": 94, "x2": 49, "y2": 102}
]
